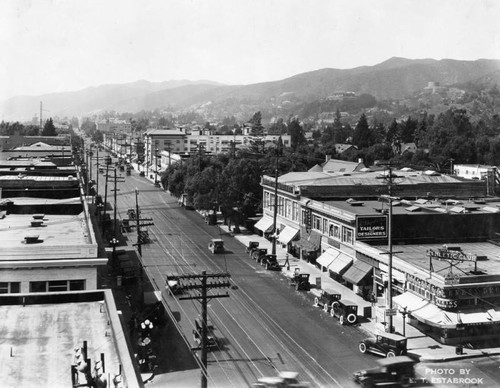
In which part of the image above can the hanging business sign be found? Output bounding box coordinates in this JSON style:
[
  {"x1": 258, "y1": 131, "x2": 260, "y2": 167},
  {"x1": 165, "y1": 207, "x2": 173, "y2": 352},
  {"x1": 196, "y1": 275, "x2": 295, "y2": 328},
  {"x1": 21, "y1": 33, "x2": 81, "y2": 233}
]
[{"x1": 356, "y1": 216, "x2": 387, "y2": 239}]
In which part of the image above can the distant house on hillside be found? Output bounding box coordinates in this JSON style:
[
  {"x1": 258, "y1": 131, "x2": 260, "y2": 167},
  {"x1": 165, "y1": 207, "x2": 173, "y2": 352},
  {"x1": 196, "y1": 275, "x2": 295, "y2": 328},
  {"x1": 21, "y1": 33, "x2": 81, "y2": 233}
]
[
  {"x1": 392, "y1": 142, "x2": 418, "y2": 155},
  {"x1": 335, "y1": 143, "x2": 357, "y2": 158}
]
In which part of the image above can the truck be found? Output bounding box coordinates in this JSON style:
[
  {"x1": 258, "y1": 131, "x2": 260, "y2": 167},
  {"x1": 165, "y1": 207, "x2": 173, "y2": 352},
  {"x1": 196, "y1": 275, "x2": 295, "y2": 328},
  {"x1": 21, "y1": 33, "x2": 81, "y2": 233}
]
[{"x1": 178, "y1": 193, "x2": 194, "y2": 210}]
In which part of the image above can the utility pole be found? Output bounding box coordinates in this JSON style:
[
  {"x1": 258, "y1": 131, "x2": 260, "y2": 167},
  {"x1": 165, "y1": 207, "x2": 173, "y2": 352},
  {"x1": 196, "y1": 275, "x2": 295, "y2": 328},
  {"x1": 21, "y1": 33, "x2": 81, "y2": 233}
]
[
  {"x1": 168, "y1": 271, "x2": 231, "y2": 388},
  {"x1": 102, "y1": 163, "x2": 110, "y2": 238},
  {"x1": 379, "y1": 163, "x2": 402, "y2": 334},
  {"x1": 110, "y1": 168, "x2": 125, "y2": 267},
  {"x1": 271, "y1": 137, "x2": 283, "y2": 256},
  {"x1": 128, "y1": 188, "x2": 154, "y2": 257}
]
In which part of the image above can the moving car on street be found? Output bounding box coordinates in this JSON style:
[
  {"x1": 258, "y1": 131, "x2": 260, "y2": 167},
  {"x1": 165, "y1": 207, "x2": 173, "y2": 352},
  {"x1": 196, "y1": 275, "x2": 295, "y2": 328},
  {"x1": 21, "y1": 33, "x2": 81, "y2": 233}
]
[{"x1": 353, "y1": 355, "x2": 417, "y2": 387}]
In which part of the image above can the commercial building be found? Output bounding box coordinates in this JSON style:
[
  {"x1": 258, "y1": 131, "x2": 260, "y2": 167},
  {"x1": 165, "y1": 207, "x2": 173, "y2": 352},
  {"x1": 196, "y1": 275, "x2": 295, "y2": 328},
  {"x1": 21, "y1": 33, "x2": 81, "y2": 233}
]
[
  {"x1": 0, "y1": 197, "x2": 106, "y2": 294},
  {"x1": 256, "y1": 159, "x2": 500, "y2": 345},
  {"x1": 0, "y1": 290, "x2": 140, "y2": 387}
]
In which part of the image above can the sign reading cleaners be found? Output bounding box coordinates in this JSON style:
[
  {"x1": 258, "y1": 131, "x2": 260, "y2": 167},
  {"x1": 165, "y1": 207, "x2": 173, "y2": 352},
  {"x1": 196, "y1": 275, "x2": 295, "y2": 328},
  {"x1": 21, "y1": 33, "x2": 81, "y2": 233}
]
[{"x1": 356, "y1": 216, "x2": 387, "y2": 239}]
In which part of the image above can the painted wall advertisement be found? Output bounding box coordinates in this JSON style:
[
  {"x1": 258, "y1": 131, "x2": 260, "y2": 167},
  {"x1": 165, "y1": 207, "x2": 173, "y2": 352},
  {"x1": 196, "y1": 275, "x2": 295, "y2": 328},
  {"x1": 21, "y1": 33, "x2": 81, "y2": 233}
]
[{"x1": 356, "y1": 216, "x2": 387, "y2": 239}]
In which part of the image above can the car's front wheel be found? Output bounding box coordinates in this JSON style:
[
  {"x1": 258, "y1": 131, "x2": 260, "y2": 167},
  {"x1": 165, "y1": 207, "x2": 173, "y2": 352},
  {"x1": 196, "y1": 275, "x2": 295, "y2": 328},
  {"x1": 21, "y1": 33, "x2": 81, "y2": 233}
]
[
  {"x1": 339, "y1": 315, "x2": 345, "y2": 325},
  {"x1": 313, "y1": 297, "x2": 319, "y2": 307},
  {"x1": 323, "y1": 303, "x2": 329, "y2": 312},
  {"x1": 387, "y1": 351, "x2": 396, "y2": 357},
  {"x1": 359, "y1": 342, "x2": 367, "y2": 353}
]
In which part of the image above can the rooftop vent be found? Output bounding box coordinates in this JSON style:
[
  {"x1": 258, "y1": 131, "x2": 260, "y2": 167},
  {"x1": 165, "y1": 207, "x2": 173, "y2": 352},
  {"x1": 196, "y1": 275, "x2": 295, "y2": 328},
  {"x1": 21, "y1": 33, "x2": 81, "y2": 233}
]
[
  {"x1": 24, "y1": 235, "x2": 41, "y2": 244},
  {"x1": 31, "y1": 220, "x2": 44, "y2": 227}
]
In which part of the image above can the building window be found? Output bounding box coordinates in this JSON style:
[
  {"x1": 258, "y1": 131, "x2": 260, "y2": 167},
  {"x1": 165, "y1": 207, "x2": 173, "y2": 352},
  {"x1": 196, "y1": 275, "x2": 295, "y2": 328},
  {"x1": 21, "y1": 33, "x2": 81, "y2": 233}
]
[
  {"x1": 292, "y1": 202, "x2": 298, "y2": 221},
  {"x1": 313, "y1": 215, "x2": 321, "y2": 230},
  {"x1": 342, "y1": 226, "x2": 353, "y2": 244},
  {"x1": 29, "y1": 280, "x2": 86, "y2": 293},
  {"x1": 329, "y1": 222, "x2": 340, "y2": 239},
  {"x1": 48, "y1": 280, "x2": 69, "y2": 292},
  {"x1": 30, "y1": 281, "x2": 47, "y2": 293},
  {"x1": 70, "y1": 280, "x2": 85, "y2": 291},
  {"x1": 322, "y1": 218, "x2": 328, "y2": 234},
  {"x1": 0, "y1": 282, "x2": 20, "y2": 294}
]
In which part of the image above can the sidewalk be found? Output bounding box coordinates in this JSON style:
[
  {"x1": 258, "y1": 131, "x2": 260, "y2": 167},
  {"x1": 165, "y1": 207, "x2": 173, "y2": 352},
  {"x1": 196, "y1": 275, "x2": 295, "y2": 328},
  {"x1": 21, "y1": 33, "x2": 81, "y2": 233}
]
[{"x1": 217, "y1": 221, "x2": 500, "y2": 363}]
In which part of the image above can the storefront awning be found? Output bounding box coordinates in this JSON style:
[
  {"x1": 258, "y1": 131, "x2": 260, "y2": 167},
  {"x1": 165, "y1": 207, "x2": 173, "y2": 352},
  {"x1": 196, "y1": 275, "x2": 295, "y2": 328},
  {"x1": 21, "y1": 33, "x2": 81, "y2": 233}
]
[
  {"x1": 393, "y1": 292, "x2": 429, "y2": 311},
  {"x1": 328, "y1": 253, "x2": 353, "y2": 275},
  {"x1": 277, "y1": 226, "x2": 299, "y2": 245},
  {"x1": 316, "y1": 248, "x2": 340, "y2": 268},
  {"x1": 254, "y1": 217, "x2": 274, "y2": 233},
  {"x1": 342, "y1": 260, "x2": 373, "y2": 285},
  {"x1": 292, "y1": 231, "x2": 321, "y2": 252},
  {"x1": 394, "y1": 293, "x2": 500, "y2": 328}
]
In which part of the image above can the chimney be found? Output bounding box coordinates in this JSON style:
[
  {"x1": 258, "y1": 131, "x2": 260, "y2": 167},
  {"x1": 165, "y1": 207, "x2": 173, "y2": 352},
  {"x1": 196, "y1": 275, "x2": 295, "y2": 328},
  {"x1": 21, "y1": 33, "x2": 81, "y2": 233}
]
[
  {"x1": 326, "y1": 155, "x2": 331, "y2": 162},
  {"x1": 358, "y1": 158, "x2": 364, "y2": 164}
]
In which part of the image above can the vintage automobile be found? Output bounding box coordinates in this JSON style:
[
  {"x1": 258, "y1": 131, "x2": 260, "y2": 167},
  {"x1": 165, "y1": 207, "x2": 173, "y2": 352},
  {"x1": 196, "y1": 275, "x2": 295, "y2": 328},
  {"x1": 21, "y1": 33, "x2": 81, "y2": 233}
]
[
  {"x1": 289, "y1": 273, "x2": 311, "y2": 291},
  {"x1": 252, "y1": 248, "x2": 268, "y2": 262},
  {"x1": 331, "y1": 299, "x2": 358, "y2": 325},
  {"x1": 353, "y1": 355, "x2": 417, "y2": 387},
  {"x1": 208, "y1": 238, "x2": 225, "y2": 254},
  {"x1": 246, "y1": 241, "x2": 260, "y2": 255},
  {"x1": 261, "y1": 254, "x2": 281, "y2": 271},
  {"x1": 358, "y1": 332, "x2": 408, "y2": 358},
  {"x1": 313, "y1": 290, "x2": 342, "y2": 313},
  {"x1": 253, "y1": 371, "x2": 309, "y2": 388},
  {"x1": 166, "y1": 276, "x2": 183, "y2": 296},
  {"x1": 192, "y1": 318, "x2": 218, "y2": 350}
]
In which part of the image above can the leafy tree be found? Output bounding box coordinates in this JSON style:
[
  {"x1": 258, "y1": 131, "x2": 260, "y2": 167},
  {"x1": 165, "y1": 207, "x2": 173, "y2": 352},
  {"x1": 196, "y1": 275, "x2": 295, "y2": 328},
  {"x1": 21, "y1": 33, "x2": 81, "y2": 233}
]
[
  {"x1": 41, "y1": 118, "x2": 57, "y2": 136},
  {"x1": 352, "y1": 113, "x2": 373, "y2": 148},
  {"x1": 248, "y1": 111, "x2": 264, "y2": 136},
  {"x1": 288, "y1": 117, "x2": 306, "y2": 150}
]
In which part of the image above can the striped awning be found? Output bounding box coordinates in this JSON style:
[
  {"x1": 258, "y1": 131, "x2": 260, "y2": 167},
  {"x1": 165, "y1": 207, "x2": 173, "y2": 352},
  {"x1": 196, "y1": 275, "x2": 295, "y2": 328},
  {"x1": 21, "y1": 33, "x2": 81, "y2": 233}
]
[
  {"x1": 342, "y1": 260, "x2": 372, "y2": 285},
  {"x1": 328, "y1": 253, "x2": 353, "y2": 276},
  {"x1": 316, "y1": 248, "x2": 340, "y2": 268}
]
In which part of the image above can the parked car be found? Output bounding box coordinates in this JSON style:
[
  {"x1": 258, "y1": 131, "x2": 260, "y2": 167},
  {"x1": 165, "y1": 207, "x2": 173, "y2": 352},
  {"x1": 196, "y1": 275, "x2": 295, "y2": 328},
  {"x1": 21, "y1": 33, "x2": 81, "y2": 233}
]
[
  {"x1": 353, "y1": 355, "x2": 417, "y2": 387},
  {"x1": 314, "y1": 291, "x2": 341, "y2": 313},
  {"x1": 358, "y1": 332, "x2": 408, "y2": 358},
  {"x1": 253, "y1": 371, "x2": 309, "y2": 388},
  {"x1": 192, "y1": 318, "x2": 218, "y2": 350},
  {"x1": 208, "y1": 238, "x2": 224, "y2": 254},
  {"x1": 246, "y1": 241, "x2": 260, "y2": 255},
  {"x1": 252, "y1": 248, "x2": 268, "y2": 262},
  {"x1": 261, "y1": 254, "x2": 281, "y2": 271},
  {"x1": 289, "y1": 273, "x2": 311, "y2": 291},
  {"x1": 331, "y1": 299, "x2": 358, "y2": 324}
]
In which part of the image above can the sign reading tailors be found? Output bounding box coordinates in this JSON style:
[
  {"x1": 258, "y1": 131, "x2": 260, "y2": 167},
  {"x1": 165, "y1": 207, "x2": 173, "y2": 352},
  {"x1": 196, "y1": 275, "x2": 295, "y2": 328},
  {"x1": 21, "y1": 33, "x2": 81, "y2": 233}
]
[{"x1": 356, "y1": 216, "x2": 388, "y2": 239}]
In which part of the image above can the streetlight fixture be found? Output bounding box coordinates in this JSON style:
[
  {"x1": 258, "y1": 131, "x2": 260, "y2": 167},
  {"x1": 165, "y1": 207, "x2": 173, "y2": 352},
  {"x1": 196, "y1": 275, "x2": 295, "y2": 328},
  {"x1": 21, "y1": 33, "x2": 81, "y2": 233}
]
[{"x1": 399, "y1": 306, "x2": 410, "y2": 336}]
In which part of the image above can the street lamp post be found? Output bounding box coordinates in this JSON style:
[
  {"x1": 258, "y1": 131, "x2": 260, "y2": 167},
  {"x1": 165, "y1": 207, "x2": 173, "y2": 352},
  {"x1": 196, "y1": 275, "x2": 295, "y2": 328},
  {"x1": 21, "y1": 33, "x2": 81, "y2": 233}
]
[{"x1": 399, "y1": 306, "x2": 409, "y2": 336}]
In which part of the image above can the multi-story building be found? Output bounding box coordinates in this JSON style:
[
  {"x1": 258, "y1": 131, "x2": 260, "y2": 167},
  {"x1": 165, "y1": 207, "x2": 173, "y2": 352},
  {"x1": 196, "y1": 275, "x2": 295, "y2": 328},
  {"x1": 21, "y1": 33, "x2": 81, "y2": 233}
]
[{"x1": 256, "y1": 159, "x2": 500, "y2": 345}]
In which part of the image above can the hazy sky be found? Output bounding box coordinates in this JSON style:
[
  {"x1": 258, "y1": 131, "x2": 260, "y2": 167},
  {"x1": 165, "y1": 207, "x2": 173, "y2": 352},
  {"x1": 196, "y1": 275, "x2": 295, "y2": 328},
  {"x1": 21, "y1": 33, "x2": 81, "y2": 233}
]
[{"x1": 1, "y1": 0, "x2": 499, "y2": 101}]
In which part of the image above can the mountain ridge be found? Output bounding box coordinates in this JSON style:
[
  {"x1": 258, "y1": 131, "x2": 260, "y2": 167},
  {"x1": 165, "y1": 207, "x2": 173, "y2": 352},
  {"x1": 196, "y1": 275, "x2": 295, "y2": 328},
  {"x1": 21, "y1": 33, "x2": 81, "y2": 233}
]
[{"x1": 2, "y1": 58, "x2": 500, "y2": 121}]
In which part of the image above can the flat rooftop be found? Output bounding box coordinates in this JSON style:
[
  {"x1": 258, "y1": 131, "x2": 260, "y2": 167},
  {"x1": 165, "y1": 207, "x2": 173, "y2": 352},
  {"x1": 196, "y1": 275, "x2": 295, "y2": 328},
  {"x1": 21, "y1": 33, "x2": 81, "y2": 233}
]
[
  {"x1": 0, "y1": 211, "x2": 96, "y2": 260},
  {"x1": 0, "y1": 300, "x2": 120, "y2": 387},
  {"x1": 323, "y1": 198, "x2": 500, "y2": 217},
  {"x1": 374, "y1": 241, "x2": 500, "y2": 281}
]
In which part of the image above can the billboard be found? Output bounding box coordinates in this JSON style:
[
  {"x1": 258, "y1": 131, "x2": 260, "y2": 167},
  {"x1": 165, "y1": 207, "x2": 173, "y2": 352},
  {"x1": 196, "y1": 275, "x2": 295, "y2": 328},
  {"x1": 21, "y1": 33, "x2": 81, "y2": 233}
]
[{"x1": 356, "y1": 216, "x2": 387, "y2": 239}]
